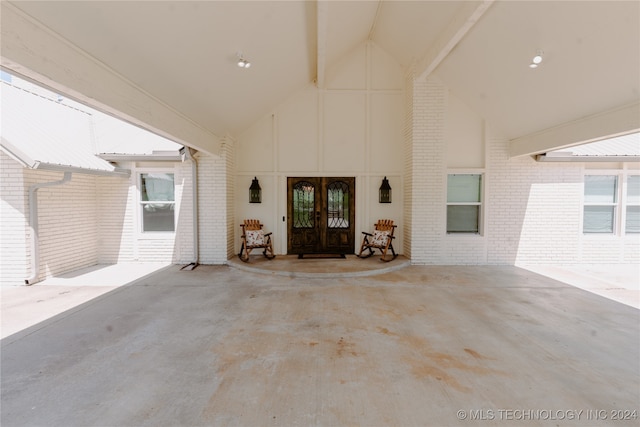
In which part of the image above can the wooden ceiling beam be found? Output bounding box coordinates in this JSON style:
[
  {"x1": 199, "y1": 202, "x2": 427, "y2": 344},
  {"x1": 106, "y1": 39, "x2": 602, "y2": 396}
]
[
  {"x1": 510, "y1": 102, "x2": 640, "y2": 158},
  {"x1": 416, "y1": 0, "x2": 494, "y2": 81}
]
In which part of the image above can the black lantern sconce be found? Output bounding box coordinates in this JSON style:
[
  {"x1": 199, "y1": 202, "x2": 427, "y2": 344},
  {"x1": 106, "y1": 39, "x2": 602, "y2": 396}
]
[
  {"x1": 379, "y1": 176, "x2": 391, "y2": 203},
  {"x1": 249, "y1": 177, "x2": 261, "y2": 203}
]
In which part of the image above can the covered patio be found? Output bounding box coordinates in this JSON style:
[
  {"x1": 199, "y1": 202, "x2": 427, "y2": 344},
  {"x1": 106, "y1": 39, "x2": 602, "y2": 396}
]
[{"x1": 2, "y1": 262, "x2": 638, "y2": 426}]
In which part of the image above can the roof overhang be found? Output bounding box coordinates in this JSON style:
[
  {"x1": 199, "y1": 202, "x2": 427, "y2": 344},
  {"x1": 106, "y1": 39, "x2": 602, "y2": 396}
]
[
  {"x1": 1, "y1": 137, "x2": 130, "y2": 177},
  {"x1": 535, "y1": 154, "x2": 640, "y2": 163},
  {"x1": 98, "y1": 150, "x2": 184, "y2": 162},
  {"x1": 30, "y1": 161, "x2": 131, "y2": 177}
]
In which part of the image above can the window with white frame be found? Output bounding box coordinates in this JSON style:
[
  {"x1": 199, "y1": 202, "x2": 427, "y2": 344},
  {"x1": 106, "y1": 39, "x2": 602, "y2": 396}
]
[
  {"x1": 583, "y1": 175, "x2": 618, "y2": 233},
  {"x1": 447, "y1": 174, "x2": 482, "y2": 234},
  {"x1": 626, "y1": 175, "x2": 640, "y2": 233},
  {"x1": 140, "y1": 173, "x2": 175, "y2": 232}
]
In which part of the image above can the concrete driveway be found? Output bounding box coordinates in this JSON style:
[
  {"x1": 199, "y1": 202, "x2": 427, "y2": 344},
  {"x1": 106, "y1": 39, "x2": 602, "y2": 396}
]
[{"x1": 1, "y1": 263, "x2": 639, "y2": 426}]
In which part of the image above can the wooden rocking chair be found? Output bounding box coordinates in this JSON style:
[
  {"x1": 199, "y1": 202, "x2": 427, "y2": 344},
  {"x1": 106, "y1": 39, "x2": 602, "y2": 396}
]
[
  {"x1": 238, "y1": 219, "x2": 275, "y2": 262},
  {"x1": 358, "y1": 219, "x2": 397, "y2": 262}
]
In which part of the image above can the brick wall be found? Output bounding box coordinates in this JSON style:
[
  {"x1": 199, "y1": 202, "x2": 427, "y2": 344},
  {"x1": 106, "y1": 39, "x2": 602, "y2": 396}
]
[
  {"x1": 23, "y1": 169, "x2": 100, "y2": 282},
  {"x1": 409, "y1": 76, "x2": 447, "y2": 264},
  {"x1": 623, "y1": 237, "x2": 640, "y2": 263},
  {"x1": 224, "y1": 140, "x2": 236, "y2": 260},
  {"x1": 402, "y1": 69, "x2": 414, "y2": 259},
  {"x1": 404, "y1": 76, "x2": 637, "y2": 265},
  {"x1": 487, "y1": 137, "x2": 583, "y2": 264},
  {"x1": 174, "y1": 159, "x2": 195, "y2": 264},
  {"x1": 197, "y1": 148, "x2": 229, "y2": 264},
  {"x1": 97, "y1": 173, "x2": 134, "y2": 263},
  {"x1": 0, "y1": 152, "x2": 29, "y2": 285}
]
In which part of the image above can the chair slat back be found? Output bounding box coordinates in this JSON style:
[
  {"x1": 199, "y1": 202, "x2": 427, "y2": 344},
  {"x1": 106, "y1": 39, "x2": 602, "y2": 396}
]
[
  {"x1": 374, "y1": 219, "x2": 396, "y2": 235},
  {"x1": 242, "y1": 219, "x2": 263, "y2": 232}
]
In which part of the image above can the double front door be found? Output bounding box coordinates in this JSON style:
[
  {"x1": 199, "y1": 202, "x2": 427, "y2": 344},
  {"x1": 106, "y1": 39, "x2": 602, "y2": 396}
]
[{"x1": 287, "y1": 177, "x2": 355, "y2": 255}]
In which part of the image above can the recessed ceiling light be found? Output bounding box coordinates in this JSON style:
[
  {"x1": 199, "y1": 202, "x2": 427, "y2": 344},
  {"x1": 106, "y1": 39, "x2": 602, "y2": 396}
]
[
  {"x1": 529, "y1": 49, "x2": 544, "y2": 68},
  {"x1": 237, "y1": 52, "x2": 251, "y2": 69}
]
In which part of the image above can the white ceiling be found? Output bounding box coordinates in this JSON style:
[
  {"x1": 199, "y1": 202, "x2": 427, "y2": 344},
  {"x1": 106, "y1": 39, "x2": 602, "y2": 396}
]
[{"x1": 3, "y1": 1, "x2": 639, "y2": 148}]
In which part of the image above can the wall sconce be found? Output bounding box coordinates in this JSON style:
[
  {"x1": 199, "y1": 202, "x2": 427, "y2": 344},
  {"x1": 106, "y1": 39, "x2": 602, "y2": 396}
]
[
  {"x1": 249, "y1": 177, "x2": 261, "y2": 203},
  {"x1": 379, "y1": 176, "x2": 391, "y2": 203}
]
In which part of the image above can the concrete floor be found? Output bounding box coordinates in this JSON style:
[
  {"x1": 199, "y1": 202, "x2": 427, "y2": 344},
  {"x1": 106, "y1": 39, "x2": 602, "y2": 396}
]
[{"x1": 1, "y1": 260, "x2": 639, "y2": 426}]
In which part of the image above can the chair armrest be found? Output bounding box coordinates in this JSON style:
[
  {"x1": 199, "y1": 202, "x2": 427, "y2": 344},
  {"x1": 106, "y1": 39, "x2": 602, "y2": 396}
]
[{"x1": 361, "y1": 232, "x2": 373, "y2": 236}]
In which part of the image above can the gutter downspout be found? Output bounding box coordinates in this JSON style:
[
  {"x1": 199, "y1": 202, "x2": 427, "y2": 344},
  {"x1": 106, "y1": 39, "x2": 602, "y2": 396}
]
[
  {"x1": 181, "y1": 148, "x2": 199, "y2": 270},
  {"x1": 25, "y1": 171, "x2": 72, "y2": 285}
]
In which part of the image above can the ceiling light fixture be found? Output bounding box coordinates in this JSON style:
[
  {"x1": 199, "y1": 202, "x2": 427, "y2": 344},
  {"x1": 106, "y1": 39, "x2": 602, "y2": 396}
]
[
  {"x1": 237, "y1": 52, "x2": 251, "y2": 69},
  {"x1": 529, "y1": 49, "x2": 543, "y2": 69}
]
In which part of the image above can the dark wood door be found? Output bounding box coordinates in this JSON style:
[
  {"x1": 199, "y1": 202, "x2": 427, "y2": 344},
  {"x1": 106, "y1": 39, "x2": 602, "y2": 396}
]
[{"x1": 287, "y1": 177, "x2": 355, "y2": 255}]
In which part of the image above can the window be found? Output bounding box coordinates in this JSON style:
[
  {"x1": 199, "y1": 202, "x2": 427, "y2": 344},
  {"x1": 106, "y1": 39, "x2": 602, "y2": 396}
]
[
  {"x1": 140, "y1": 173, "x2": 175, "y2": 232},
  {"x1": 447, "y1": 174, "x2": 482, "y2": 233},
  {"x1": 626, "y1": 175, "x2": 640, "y2": 233},
  {"x1": 583, "y1": 175, "x2": 618, "y2": 233},
  {"x1": 327, "y1": 181, "x2": 349, "y2": 228},
  {"x1": 292, "y1": 181, "x2": 315, "y2": 228}
]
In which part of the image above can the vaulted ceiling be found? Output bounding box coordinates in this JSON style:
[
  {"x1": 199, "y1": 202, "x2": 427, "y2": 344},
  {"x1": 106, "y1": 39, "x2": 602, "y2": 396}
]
[{"x1": 2, "y1": 1, "x2": 638, "y2": 157}]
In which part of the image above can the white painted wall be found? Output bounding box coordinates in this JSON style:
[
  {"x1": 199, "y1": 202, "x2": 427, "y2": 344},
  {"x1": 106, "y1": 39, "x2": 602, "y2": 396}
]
[{"x1": 235, "y1": 42, "x2": 405, "y2": 255}]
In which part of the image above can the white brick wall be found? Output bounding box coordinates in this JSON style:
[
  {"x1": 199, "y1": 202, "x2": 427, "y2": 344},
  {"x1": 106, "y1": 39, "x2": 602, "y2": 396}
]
[
  {"x1": 443, "y1": 236, "x2": 487, "y2": 265},
  {"x1": 100, "y1": 162, "x2": 195, "y2": 264},
  {"x1": 486, "y1": 135, "x2": 636, "y2": 265},
  {"x1": 197, "y1": 148, "x2": 229, "y2": 264},
  {"x1": 402, "y1": 76, "x2": 637, "y2": 266},
  {"x1": 174, "y1": 160, "x2": 195, "y2": 264},
  {"x1": 402, "y1": 69, "x2": 414, "y2": 259},
  {"x1": 0, "y1": 152, "x2": 29, "y2": 285},
  {"x1": 409, "y1": 76, "x2": 447, "y2": 264},
  {"x1": 1, "y1": 155, "x2": 204, "y2": 286},
  {"x1": 97, "y1": 173, "x2": 134, "y2": 263},
  {"x1": 224, "y1": 140, "x2": 236, "y2": 260},
  {"x1": 623, "y1": 236, "x2": 640, "y2": 263},
  {"x1": 23, "y1": 169, "x2": 100, "y2": 282}
]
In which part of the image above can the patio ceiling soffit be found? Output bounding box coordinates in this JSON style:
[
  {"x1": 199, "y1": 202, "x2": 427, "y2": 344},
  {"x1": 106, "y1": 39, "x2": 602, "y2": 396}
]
[{"x1": 0, "y1": 2, "x2": 221, "y2": 158}]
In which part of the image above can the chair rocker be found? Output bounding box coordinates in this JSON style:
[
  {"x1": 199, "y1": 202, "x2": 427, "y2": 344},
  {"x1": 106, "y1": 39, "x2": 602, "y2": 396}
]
[
  {"x1": 358, "y1": 219, "x2": 398, "y2": 262},
  {"x1": 238, "y1": 219, "x2": 275, "y2": 262}
]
